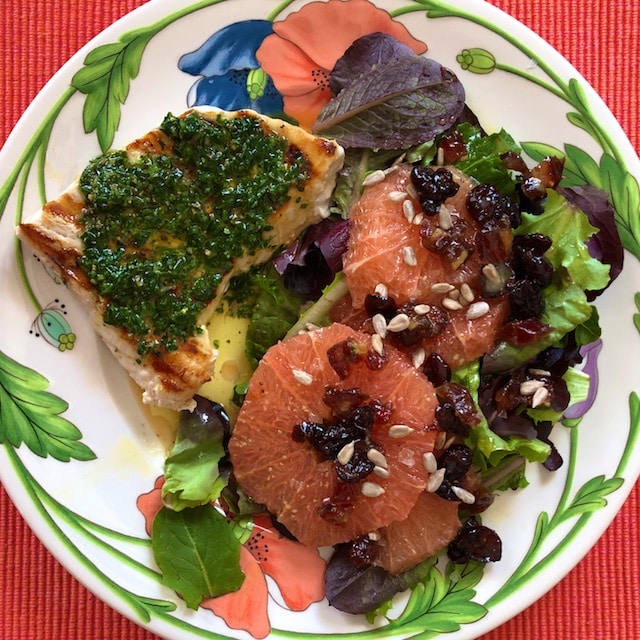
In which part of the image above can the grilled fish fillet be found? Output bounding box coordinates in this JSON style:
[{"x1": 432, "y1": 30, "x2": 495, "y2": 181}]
[{"x1": 17, "y1": 108, "x2": 344, "y2": 411}]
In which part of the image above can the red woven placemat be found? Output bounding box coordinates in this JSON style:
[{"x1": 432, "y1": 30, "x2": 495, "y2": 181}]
[{"x1": 1, "y1": 1, "x2": 638, "y2": 639}]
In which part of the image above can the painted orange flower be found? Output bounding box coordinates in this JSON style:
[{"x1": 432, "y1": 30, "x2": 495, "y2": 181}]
[
  {"x1": 256, "y1": 0, "x2": 428, "y2": 129},
  {"x1": 136, "y1": 477, "x2": 326, "y2": 639}
]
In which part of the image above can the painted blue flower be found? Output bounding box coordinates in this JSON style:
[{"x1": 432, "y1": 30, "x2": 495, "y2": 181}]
[{"x1": 179, "y1": 20, "x2": 284, "y2": 113}]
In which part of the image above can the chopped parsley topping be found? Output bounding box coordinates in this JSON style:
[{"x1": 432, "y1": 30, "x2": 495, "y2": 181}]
[{"x1": 78, "y1": 112, "x2": 310, "y2": 355}]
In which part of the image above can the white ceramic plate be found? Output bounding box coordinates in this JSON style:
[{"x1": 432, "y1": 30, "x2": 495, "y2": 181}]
[{"x1": 1, "y1": 1, "x2": 640, "y2": 639}]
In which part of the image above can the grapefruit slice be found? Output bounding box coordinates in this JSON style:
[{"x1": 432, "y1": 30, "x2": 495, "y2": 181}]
[
  {"x1": 341, "y1": 164, "x2": 509, "y2": 368},
  {"x1": 373, "y1": 490, "x2": 461, "y2": 574},
  {"x1": 229, "y1": 322, "x2": 439, "y2": 548}
]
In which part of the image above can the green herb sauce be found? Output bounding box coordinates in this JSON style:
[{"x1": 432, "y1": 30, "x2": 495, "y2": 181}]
[{"x1": 78, "y1": 112, "x2": 310, "y2": 355}]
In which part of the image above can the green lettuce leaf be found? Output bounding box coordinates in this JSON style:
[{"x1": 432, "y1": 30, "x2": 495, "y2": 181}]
[
  {"x1": 162, "y1": 399, "x2": 229, "y2": 511},
  {"x1": 484, "y1": 190, "x2": 610, "y2": 372},
  {"x1": 453, "y1": 362, "x2": 550, "y2": 470},
  {"x1": 515, "y1": 189, "x2": 610, "y2": 291}
]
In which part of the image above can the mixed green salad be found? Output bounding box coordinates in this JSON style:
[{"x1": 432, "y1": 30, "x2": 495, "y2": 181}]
[{"x1": 146, "y1": 32, "x2": 622, "y2": 618}]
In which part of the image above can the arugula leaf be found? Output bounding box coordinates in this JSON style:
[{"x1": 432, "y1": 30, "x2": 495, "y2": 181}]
[
  {"x1": 162, "y1": 396, "x2": 230, "y2": 511},
  {"x1": 152, "y1": 504, "x2": 244, "y2": 609},
  {"x1": 453, "y1": 124, "x2": 521, "y2": 195},
  {"x1": 314, "y1": 57, "x2": 464, "y2": 149}
]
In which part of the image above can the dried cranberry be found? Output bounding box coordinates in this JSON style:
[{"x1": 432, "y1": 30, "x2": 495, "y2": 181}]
[
  {"x1": 391, "y1": 304, "x2": 449, "y2": 347},
  {"x1": 335, "y1": 439, "x2": 375, "y2": 483},
  {"x1": 348, "y1": 535, "x2": 377, "y2": 567},
  {"x1": 327, "y1": 337, "x2": 367, "y2": 378},
  {"x1": 437, "y1": 383, "x2": 483, "y2": 429},
  {"x1": 512, "y1": 232, "x2": 552, "y2": 254},
  {"x1": 438, "y1": 444, "x2": 473, "y2": 481},
  {"x1": 508, "y1": 279, "x2": 545, "y2": 320},
  {"x1": 437, "y1": 129, "x2": 468, "y2": 164},
  {"x1": 500, "y1": 318, "x2": 553, "y2": 346},
  {"x1": 410, "y1": 166, "x2": 460, "y2": 216},
  {"x1": 323, "y1": 387, "x2": 370, "y2": 417},
  {"x1": 319, "y1": 484, "x2": 356, "y2": 524},
  {"x1": 421, "y1": 219, "x2": 475, "y2": 269},
  {"x1": 448, "y1": 517, "x2": 502, "y2": 563},
  {"x1": 467, "y1": 183, "x2": 520, "y2": 229},
  {"x1": 422, "y1": 352, "x2": 451, "y2": 386},
  {"x1": 512, "y1": 243, "x2": 553, "y2": 287},
  {"x1": 364, "y1": 293, "x2": 397, "y2": 320}
]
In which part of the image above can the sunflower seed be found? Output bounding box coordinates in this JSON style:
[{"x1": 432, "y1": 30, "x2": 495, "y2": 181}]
[
  {"x1": 412, "y1": 212, "x2": 424, "y2": 226},
  {"x1": 412, "y1": 347, "x2": 426, "y2": 369},
  {"x1": 388, "y1": 424, "x2": 414, "y2": 438},
  {"x1": 371, "y1": 333, "x2": 384, "y2": 356},
  {"x1": 532, "y1": 386, "x2": 550, "y2": 408},
  {"x1": 431, "y1": 282, "x2": 455, "y2": 295},
  {"x1": 427, "y1": 468, "x2": 446, "y2": 492},
  {"x1": 452, "y1": 485, "x2": 476, "y2": 504},
  {"x1": 367, "y1": 448, "x2": 388, "y2": 468},
  {"x1": 337, "y1": 441, "x2": 355, "y2": 466},
  {"x1": 435, "y1": 431, "x2": 448, "y2": 450},
  {"x1": 362, "y1": 169, "x2": 386, "y2": 187},
  {"x1": 292, "y1": 368, "x2": 313, "y2": 385},
  {"x1": 361, "y1": 481, "x2": 386, "y2": 498},
  {"x1": 389, "y1": 190, "x2": 407, "y2": 203},
  {"x1": 402, "y1": 198, "x2": 416, "y2": 223},
  {"x1": 414, "y1": 304, "x2": 431, "y2": 315},
  {"x1": 374, "y1": 282, "x2": 389, "y2": 297},
  {"x1": 460, "y1": 283, "x2": 475, "y2": 304},
  {"x1": 372, "y1": 313, "x2": 388, "y2": 338},
  {"x1": 403, "y1": 246, "x2": 417, "y2": 267},
  {"x1": 368, "y1": 531, "x2": 381, "y2": 541},
  {"x1": 447, "y1": 288, "x2": 460, "y2": 301},
  {"x1": 520, "y1": 379, "x2": 546, "y2": 395},
  {"x1": 436, "y1": 146, "x2": 445, "y2": 166},
  {"x1": 387, "y1": 313, "x2": 411, "y2": 332},
  {"x1": 438, "y1": 204, "x2": 453, "y2": 230},
  {"x1": 482, "y1": 263, "x2": 502, "y2": 285},
  {"x1": 529, "y1": 368, "x2": 551, "y2": 377},
  {"x1": 442, "y1": 297, "x2": 464, "y2": 311},
  {"x1": 406, "y1": 182, "x2": 419, "y2": 200},
  {"x1": 373, "y1": 465, "x2": 391, "y2": 479},
  {"x1": 423, "y1": 451, "x2": 438, "y2": 474},
  {"x1": 466, "y1": 301, "x2": 490, "y2": 319}
]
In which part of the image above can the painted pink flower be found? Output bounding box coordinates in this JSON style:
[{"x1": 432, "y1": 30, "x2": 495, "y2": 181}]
[
  {"x1": 136, "y1": 477, "x2": 326, "y2": 639},
  {"x1": 256, "y1": 0, "x2": 428, "y2": 129}
]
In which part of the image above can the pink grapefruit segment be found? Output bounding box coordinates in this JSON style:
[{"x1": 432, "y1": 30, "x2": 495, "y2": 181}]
[
  {"x1": 229, "y1": 322, "x2": 439, "y2": 548},
  {"x1": 341, "y1": 164, "x2": 509, "y2": 369}
]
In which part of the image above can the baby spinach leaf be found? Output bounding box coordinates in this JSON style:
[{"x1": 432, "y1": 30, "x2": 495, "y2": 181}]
[
  {"x1": 314, "y1": 57, "x2": 464, "y2": 149},
  {"x1": 152, "y1": 504, "x2": 244, "y2": 609},
  {"x1": 162, "y1": 396, "x2": 230, "y2": 511}
]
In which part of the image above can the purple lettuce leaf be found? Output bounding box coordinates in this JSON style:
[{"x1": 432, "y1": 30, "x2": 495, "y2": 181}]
[
  {"x1": 273, "y1": 218, "x2": 349, "y2": 300},
  {"x1": 313, "y1": 46, "x2": 465, "y2": 149},
  {"x1": 329, "y1": 32, "x2": 417, "y2": 96}
]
